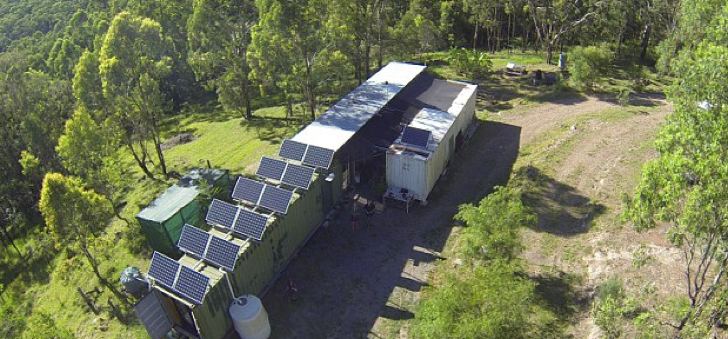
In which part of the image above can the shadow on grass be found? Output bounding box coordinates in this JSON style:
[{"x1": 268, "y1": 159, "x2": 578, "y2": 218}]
[
  {"x1": 526, "y1": 90, "x2": 588, "y2": 105},
  {"x1": 515, "y1": 166, "x2": 606, "y2": 236},
  {"x1": 529, "y1": 271, "x2": 590, "y2": 339}
]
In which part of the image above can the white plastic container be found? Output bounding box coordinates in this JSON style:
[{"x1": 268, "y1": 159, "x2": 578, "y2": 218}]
[{"x1": 228, "y1": 295, "x2": 271, "y2": 339}]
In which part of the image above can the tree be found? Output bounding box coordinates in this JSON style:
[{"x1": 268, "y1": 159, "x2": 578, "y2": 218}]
[
  {"x1": 38, "y1": 173, "x2": 114, "y2": 291},
  {"x1": 624, "y1": 29, "x2": 728, "y2": 335},
  {"x1": 455, "y1": 185, "x2": 535, "y2": 262},
  {"x1": 56, "y1": 107, "x2": 125, "y2": 213},
  {"x1": 99, "y1": 12, "x2": 172, "y2": 179},
  {"x1": 188, "y1": 0, "x2": 257, "y2": 119},
  {"x1": 249, "y1": 0, "x2": 350, "y2": 120},
  {"x1": 525, "y1": 0, "x2": 604, "y2": 64},
  {"x1": 412, "y1": 260, "x2": 536, "y2": 339}
]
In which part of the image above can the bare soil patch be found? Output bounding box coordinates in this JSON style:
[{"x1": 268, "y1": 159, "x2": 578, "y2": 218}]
[{"x1": 261, "y1": 93, "x2": 675, "y2": 339}]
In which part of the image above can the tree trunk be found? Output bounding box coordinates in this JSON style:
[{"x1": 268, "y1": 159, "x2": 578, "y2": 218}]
[
  {"x1": 127, "y1": 142, "x2": 154, "y2": 179},
  {"x1": 154, "y1": 138, "x2": 167, "y2": 179},
  {"x1": 639, "y1": 23, "x2": 651, "y2": 64},
  {"x1": 0, "y1": 222, "x2": 25, "y2": 262},
  {"x1": 377, "y1": 0, "x2": 384, "y2": 69},
  {"x1": 473, "y1": 21, "x2": 479, "y2": 50},
  {"x1": 546, "y1": 41, "x2": 554, "y2": 65},
  {"x1": 365, "y1": 29, "x2": 372, "y2": 79}
]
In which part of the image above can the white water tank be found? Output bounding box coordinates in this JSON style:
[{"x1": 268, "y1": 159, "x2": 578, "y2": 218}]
[{"x1": 229, "y1": 295, "x2": 271, "y2": 339}]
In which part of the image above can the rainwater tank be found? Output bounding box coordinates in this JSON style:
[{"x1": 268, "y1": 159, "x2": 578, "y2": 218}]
[{"x1": 229, "y1": 295, "x2": 271, "y2": 339}]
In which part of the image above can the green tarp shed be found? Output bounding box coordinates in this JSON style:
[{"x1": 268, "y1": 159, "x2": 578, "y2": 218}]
[{"x1": 136, "y1": 169, "x2": 230, "y2": 256}]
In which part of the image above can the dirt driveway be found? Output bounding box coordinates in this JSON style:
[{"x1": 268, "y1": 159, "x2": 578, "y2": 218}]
[{"x1": 261, "y1": 93, "x2": 673, "y2": 339}]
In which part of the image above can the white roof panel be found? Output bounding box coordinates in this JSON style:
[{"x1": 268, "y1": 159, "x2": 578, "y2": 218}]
[
  {"x1": 395, "y1": 82, "x2": 477, "y2": 153},
  {"x1": 292, "y1": 62, "x2": 427, "y2": 151}
]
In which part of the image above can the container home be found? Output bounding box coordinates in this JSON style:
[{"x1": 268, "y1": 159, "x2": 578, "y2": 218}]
[{"x1": 385, "y1": 79, "x2": 478, "y2": 203}]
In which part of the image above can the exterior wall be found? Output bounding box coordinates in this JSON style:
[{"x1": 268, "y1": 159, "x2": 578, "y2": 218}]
[
  {"x1": 189, "y1": 164, "x2": 343, "y2": 339},
  {"x1": 386, "y1": 152, "x2": 428, "y2": 200},
  {"x1": 193, "y1": 273, "x2": 234, "y2": 339}
]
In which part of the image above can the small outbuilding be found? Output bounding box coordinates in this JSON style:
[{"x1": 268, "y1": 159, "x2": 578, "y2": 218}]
[
  {"x1": 136, "y1": 168, "x2": 230, "y2": 256},
  {"x1": 385, "y1": 78, "x2": 478, "y2": 203}
]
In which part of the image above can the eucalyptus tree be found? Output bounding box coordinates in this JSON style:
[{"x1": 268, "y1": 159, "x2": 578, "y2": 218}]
[
  {"x1": 525, "y1": 0, "x2": 605, "y2": 64},
  {"x1": 188, "y1": 0, "x2": 257, "y2": 119},
  {"x1": 99, "y1": 12, "x2": 172, "y2": 179},
  {"x1": 249, "y1": 0, "x2": 350, "y2": 120},
  {"x1": 625, "y1": 5, "x2": 728, "y2": 335}
]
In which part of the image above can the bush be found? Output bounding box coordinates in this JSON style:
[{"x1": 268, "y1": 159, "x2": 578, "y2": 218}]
[
  {"x1": 446, "y1": 47, "x2": 492, "y2": 79},
  {"x1": 570, "y1": 45, "x2": 612, "y2": 90},
  {"x1": 412, "y1": 260, "x2": 536, "y2": 339}
]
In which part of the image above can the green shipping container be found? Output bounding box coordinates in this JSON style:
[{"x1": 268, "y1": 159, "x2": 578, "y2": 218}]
[{"x1": 136, "y1": 169, "x2": 230, "y2": 256}]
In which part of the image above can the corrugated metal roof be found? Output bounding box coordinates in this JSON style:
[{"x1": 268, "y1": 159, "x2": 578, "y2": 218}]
[
  {"x1": 394, "y1": 81, "x2": 478, "y2": 153},
  {"x1": 292, "y1": 62, "x2": 426, "y2": 151}
]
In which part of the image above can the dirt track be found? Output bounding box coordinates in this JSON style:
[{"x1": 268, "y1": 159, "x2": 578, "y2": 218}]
[{"x1": 262, "y1": 93, "x2": 674, "y2": 339}]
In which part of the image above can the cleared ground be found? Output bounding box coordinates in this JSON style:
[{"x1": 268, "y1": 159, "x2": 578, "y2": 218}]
[{"x1": 261, "y1": 91, "x2": 675, "y2": 339}]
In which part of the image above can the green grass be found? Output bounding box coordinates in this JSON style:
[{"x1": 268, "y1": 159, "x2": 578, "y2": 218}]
[{"x1": 0, "y1": 103, "x2": 307, "y2": 339}]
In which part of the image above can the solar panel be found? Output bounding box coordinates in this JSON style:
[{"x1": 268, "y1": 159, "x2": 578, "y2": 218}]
[
  {"x1": 205, "y1": 236, "x2": 241, "y2": 271},
  {"x1": 259, "y1": 185, "x2": 294, "y2": 214},
  {"x1": 282, "y1": 163, "x2": 315, "y2": 189},
  {"x1": 279, "y1": 139, "x2": 308, "y2": 162},
  {"x1": 174, "y1": 265, "x2": 209, "y2": 305},
  {"x1": 302, "y1": 145, "x2": 334, "y2": 169},
  {"x1": 148, "y1": 252, "x2": 179, "y2": 289},
  {"x1": 232, "y1": 177, "x2": 264, "y2": 204},
  {"x1": 256, "y1": 156, "x2": 287, "y2": 181},
  {"x1": 178, "y1": 225, "x2": 210, "y2": 257},
  {"x1": 233, "y1": 208, "x2": 269, "y2": 240},
  {"x1": 401, "y1": 126, "x2": 431, "y2": 148},
  {"x1": 206, "y1": 199, "x2": 238, "y2": 229}
]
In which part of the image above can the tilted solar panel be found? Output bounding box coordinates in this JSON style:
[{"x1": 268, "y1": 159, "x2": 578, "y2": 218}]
[
  {"x1": 231, "y1": 177, "x2": 264, "y2": 204},
  {"x1": 259, "y1": 185, "x2": 294, "y2": 214},
  {"x1": 282, "y1": 163, "x2": 315, "y2": 190},
  {"x1": 174, "y1": 265, "x2": 209, "y2": 305},
  {"x1": 205, "y1": 199, "x2": 238, "y2": 229},
  {"x1": 302, "y1": 145, "x2": 334, "y2": 169},
  {"x1": 178, "y1": 225, "x2": 210, "y2": 257},
  {"x1": 205, "y1": 236, "x2": 241, "y2": 271},
  {"x1": 148, "y1": 252, "x2": 179, "y2": 289},
  {"x1": 233, "y1": 208, "x2": 269, "y2": 241},
  {"x1": 279, "y1": 139, "x2": 308, "y2": 162},
  {"x1": 401, "y1": 126, "x2": 431, "y2": 148},
  {"x1": 256, "y1": 156, "x2": 287, "y2": 181}
]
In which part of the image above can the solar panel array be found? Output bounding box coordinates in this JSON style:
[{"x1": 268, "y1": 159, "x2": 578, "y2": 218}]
[
  {"x1": 256, "y1": 157, "x2": 287, "y2": 181},
  {"x1": 259, "y1": 185, "x2": 294, "y2": 214},
  {"x1": 206, "y1": 199, "x2": 271, "y2": 241},
  {"x1": 302, "y1": 145, "x2": 335, "y2": 169},
  {"x1": 147, "y1": 251, "x2": 210, "y2": 305},
  {"x1": 401, "y1": 126, "x2": 431, "y2": 148},
  {"x1": 232, "y1": 177, "x2": 264, "y2": 204},
  {"x1": 177, "y1": 224, "x2": 242, "y2": 271},
  {"x1": 279, "y1": 139, "x2": 335, "y2": 170},
  {"x1": 279, "y1": 139, "x2": 308, "y2": 162}
]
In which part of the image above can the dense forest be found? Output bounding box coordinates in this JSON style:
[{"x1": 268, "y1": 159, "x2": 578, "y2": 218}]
[{"x1": 2, "y1": 0, "x2": 728, "y2": 337}]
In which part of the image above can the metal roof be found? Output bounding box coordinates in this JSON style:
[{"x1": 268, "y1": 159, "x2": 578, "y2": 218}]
[
  {"x1": 292, "y1": 62, "x2": 427, "y2": 151},
  {"x1": 136, "y1": 185, "x2": 200, "y2": 223},
  {"x1": 394, "y1": 81, "x2": 478, "y2": 153}
]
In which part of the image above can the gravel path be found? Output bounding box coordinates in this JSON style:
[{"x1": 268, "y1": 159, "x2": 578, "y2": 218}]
[{"x1": 262, "y1": 93, "x2": 674, "y2": 339}]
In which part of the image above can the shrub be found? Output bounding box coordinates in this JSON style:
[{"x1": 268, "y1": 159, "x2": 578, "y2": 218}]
[
  {"x1": 570, "y1": 45, "x2": 612, "y2": 90},
  {"x1": 446, "y1": 47, "x2": 492, "y2": 79}
]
